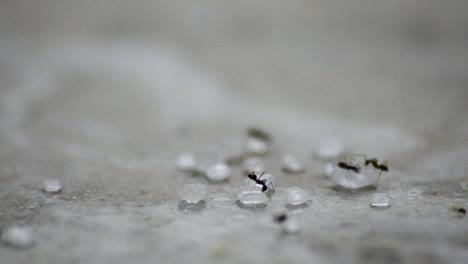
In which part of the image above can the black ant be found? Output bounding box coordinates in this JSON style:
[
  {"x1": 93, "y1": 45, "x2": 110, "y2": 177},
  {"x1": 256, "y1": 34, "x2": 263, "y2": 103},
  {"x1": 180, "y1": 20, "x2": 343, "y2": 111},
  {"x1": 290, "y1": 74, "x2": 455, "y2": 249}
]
[
  {"x1": 364, "y1": 158, "x2": 389, "y2": 172},
  {"x1": 274, "y1": 213, "x2": 288, "y2": 223},
  {"x1": 451, "y1": 206, "x2": 466, "y2": 218},
  {"x1": 273, "y1": 213, "x2": 299, "y2": 234},
  {"x1": 247, "y1": 127, "x2": 272, "y2": 142},
  {"x1": 336, "y1": 161, "x2": 361, "y2": 173},
  {"x1": 349, "y1": 154, "x2": 389, "y2": 177},
  {"x1": 247, "y1": 171, "x2": 274, "y2": 192}
]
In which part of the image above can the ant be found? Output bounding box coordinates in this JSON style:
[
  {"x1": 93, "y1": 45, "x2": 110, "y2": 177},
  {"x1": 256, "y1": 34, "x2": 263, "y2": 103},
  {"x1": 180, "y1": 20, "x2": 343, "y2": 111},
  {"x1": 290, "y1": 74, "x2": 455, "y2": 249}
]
[
  {"x1": 273, "y1": 213, "x2": 299, "y2": 234},
  {"x1": 274, "y1": 213, "x2": 288, "y2": 223},
  {"x1": 451, "y1": 206, "x2": 466, "y2": 218},
  {"x1": 336, "y1": 161, "x2": 361, "y2": 173},
  {"x1": 247, "y1": 127, "x2": 272, "y2": 142},
  {"x1": 348, "y1": 154, "x2": 389, "y2": 177},
  {"x1": 336, "y1": 155, "x2": 389, "y2": 175},
  {"x1": 247, "y1": 171, "x2": 274, "y2": 192},
  {"x1": 364, "y1": 158, "x2": 389, "y2": 172}
]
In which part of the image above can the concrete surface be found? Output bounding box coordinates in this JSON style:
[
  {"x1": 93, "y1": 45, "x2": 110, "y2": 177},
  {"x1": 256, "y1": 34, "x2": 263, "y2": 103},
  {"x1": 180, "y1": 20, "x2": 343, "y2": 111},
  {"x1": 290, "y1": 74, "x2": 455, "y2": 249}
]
[{"x1": 0, "y1": 1, "x2": 468, "y2": 263}]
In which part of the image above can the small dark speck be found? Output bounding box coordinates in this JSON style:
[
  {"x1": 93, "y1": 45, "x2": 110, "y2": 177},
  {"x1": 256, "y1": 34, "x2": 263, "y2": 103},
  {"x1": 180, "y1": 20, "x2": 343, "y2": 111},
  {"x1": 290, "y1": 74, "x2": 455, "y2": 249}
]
[
  {"x1": 247, "y1": 127, "x2": 272, "y2": 142},
  {"x1": 451, "y1": 206, "x2": 466, "y2": 218},
  {"x1": 274, "y1": 213, "x2": 288, "y2": 223}
]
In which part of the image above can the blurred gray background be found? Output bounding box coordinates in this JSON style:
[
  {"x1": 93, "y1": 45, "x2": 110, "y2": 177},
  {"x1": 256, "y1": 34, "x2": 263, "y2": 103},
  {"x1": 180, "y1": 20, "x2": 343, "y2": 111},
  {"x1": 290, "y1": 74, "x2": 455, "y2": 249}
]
[{"x1": 1, "y1": 1, "x2": 468, "y2": 263}]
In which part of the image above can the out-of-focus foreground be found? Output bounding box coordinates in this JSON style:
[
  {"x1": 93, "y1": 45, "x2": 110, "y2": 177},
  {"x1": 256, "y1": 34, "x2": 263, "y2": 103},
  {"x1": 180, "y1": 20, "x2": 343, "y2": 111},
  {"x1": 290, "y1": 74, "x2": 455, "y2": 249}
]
[{"x1": 0, "y1": 1, "x2": 467, "y2": 263}]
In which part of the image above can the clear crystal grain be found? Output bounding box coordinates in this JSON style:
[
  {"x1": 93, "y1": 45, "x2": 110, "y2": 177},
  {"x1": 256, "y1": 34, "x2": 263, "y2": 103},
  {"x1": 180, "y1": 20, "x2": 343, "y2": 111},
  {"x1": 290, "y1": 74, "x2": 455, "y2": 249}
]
[
  {"x1": 176, "y1": 153, "x2": 196, "y2": 171},
  {"x1": 328, "y1": 163, "x2": 381, "y2": 189},
  {"x1": 324, "y1": 163, "x2": 334, "y2": 176},
  {"x1": 315, "y1": 138, "x2": 346, "y2": 160},
  {"x1": 370, "y1": 193, "x2": 391, "y2": 208},
  {"x1": 242, "y1": 157, "x2": 265, "y2": 174},
  {"x1": 205, "y1": 163, "x2": 231, "y2": 181},
  {"x1": 42, "y1": 179, "x2": 62, "y2": 193},
  {"x1": 285, "y1": 187, "x2": 310, "y2": 205},
  {"x1": 283, "y1": 220, "x2": 301, "y2": 234},
  {"x1": 245, "y1": 138, "x2": 269, "y2": 155},
  {"x1": 281, "y1": 154, "x2": 305, "y2": 173},
  {"x1": 237, "y1": 189, "x2": 268, "y2": 206},
  {"x1": 1, "y1": 226, "x2": 35, "y2": 249},
  {"x1": 179, "y1": 184, "x2": 207, "y2": 204}
]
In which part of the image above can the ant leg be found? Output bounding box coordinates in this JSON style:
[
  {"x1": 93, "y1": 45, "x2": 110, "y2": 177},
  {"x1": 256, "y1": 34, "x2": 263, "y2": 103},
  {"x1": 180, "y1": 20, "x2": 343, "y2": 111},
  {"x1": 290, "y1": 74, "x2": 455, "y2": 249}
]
[
  {"x1": 382, "y1": 160, "x2": 389, "y2": 168},
  {"x1": 268, "y1": 181, "x2": 275, "y2": 193},
  {"x1": 258, "y1": 172, "x2": 265, "y2": 180},
  {"x1": 342, "y1": 154, "x2": 364, "y2": 169}
]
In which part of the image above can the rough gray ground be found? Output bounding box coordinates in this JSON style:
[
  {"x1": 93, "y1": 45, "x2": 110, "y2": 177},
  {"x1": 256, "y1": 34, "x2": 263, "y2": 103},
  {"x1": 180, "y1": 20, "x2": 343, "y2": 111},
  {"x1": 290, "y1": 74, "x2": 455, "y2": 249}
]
[{"x1": 1, "y1": 1, "x2": 468, "y2": 263}]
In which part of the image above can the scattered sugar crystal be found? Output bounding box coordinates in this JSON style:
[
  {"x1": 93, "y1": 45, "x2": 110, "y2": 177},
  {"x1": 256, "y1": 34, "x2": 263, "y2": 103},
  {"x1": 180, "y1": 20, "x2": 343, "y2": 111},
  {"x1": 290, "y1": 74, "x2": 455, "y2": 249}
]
[
  {"x1": 42, "y1": 179, "x2": 62, "y2": 194},
  {"x1": 205, "y1": 163, "x2": 231, "y2": 181},
  {"x1": 361, "y1": 165, "x2": 382, "y2": 182},
  {"x1": 237, "y1": 189, "x2": 269, "y2": 206},
  {"x1": 285, "y1": 187, "x2": 311, "y2": 205},
  {"x1": 460, "y1": 181, "x2": 468, "y2": 191},
  {"x1": 370, "y1": 193, "x2": 391, "y2": 209},
  {"x1": 245, "y1": 138, "x2": 269, "y2": 155},
  {"x1": 242, "y1": 157, "x2": 265, "y2": 174},
  {"x1": 179, "y1": 184, "x2": 207, "y2": 204},
  {"x1": 1, "y1": 226, "x2": 35, "y2": 249},
  {"x1": 324, "y1": 163, "x2": 334, "y2": 176},
  {"x1": 262, "y1": 173, "x2": 275, "y2": 184},
  {"x1": 176, "y1": 153, "x2": 196, "y2": 171},
  {"x1": 281, "y1": 154, "x2": 305, "y2": 173},
  {"x1": 315, "y1": 138, "x2": 346, "y2": 160},
  {"x1": 328, "y1": 163, "x2": 381, "y2": 189},
  {"x1": 283, "y1": 220, "x2": 301, "y2": 234},
  {"x1": 453, "y1": 192, "x2": 465, "y2": 200},
  {"x1": 407, "y1": 188, "x2": 422, "y2": 199},
  {"x1": 210, "y1": 194, "x2": 231, "y2": 202}
]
